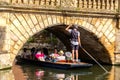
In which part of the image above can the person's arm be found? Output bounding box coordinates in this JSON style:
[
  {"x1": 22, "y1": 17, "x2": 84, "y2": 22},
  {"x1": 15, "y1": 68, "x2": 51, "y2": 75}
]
[
  {"x1": 78, "y1": 33, "x2": 81, "y2": 46},
  {"x1": 65, "y1": 24, "x2": 72, "y2": 31}
]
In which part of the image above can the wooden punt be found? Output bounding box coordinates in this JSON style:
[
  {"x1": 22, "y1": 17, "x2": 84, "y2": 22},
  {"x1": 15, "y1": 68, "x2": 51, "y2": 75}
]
[{"x1": 16, "y1": 58, "x2": 93, "y2": 70}]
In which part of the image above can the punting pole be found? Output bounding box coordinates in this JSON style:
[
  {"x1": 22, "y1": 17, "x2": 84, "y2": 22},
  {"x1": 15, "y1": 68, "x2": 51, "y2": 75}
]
[{"x1": 80, "y1": 46, "x2": 109, "y2": 73}]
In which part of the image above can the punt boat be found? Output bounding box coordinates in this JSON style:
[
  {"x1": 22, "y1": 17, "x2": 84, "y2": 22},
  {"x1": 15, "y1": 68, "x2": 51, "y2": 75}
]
[{"x1": 16, "y1": 57, "x2": 93, "y2": 70}]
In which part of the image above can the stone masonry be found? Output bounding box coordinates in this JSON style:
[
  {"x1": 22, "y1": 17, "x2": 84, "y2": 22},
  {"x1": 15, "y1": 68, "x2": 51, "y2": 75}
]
[{"x1": 0, "y1": 0, "x2": 120, "y2": 70}]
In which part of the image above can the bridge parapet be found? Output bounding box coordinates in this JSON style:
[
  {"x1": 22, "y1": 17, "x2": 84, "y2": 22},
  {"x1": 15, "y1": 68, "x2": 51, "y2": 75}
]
[{"x1": 0, "y1": 0, "x2": 119, "y2": 13}]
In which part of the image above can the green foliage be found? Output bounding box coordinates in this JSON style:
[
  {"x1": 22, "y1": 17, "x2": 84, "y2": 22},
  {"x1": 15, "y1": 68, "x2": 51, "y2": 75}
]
[
  {"x1": 51, "y1": 37, "x2": 58, "y2": 44},
  {"x1": 46, "y1": 36, "x2": 58, "y2": 44},
  {"x1": 27, "y1": 37, "x2": 35, "y2": 43}
]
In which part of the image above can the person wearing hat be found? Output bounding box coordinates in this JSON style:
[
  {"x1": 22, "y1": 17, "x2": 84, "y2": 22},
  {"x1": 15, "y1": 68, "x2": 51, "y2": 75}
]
[
  {"x1": 58, "y1": 50, "x2": 64, "y2": 56},
  {"x1": 65, "y1": 24, "x2": 81, "y2": 62},
  {"x1": 56, "y1": 50, "x2": 65, "y2": 61}
]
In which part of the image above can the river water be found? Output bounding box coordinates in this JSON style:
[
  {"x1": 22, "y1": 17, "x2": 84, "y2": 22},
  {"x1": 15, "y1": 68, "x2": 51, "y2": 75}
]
[{"x1": 0, "y1": 63, "x2": 120, "y2": 80}]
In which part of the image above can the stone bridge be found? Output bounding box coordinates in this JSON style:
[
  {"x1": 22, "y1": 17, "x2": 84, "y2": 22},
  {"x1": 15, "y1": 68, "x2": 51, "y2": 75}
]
[{"x1": 0, "y1": 0, "x2": 120, "y2": 69}]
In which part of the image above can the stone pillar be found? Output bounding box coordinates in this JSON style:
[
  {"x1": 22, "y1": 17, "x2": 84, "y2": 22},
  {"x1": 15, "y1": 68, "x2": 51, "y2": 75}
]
[
  {"x1": 114, "y1": 15, "x2": 120, "y2": 64},
  {"x1": 89, "y1": 0, "x2": 93, "y2": 8},
  {"x1": 79, "y1": 0, "x2": 83, "y2": 8},
  {"x1": 0, "y1": 13, "x2": 11, "y2": 69},
  {"x1": 111, "y1": 0, "x2": 114, "y2": 10},
  {"x1": 82, "y1": 0, "x2": 86, "y2": 8},
  {"x1": 97, "y1": 0, "x2": 101, "y2": 9},
  {"x1": 93, "y1": 0, "x2": 96, "y2": 9},
  {"x1": 105, "y1": 0, "x2": 109, "y2": 9},
  {"x1": 118, "y1": 0, "x2": 120, "y2": 12}
]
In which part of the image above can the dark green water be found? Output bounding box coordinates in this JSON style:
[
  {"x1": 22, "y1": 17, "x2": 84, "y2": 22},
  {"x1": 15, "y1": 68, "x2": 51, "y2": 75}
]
[
  {"x1": 14, "y1": 64, "x2": 113, "y2": 80},
  {"x1": 1, "y1": 63, "x2": 119, "y2": 80}
]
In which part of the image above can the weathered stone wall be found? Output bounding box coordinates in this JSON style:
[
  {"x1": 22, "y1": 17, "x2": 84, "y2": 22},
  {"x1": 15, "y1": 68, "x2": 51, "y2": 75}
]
[
  {"x1": 0, "y1": 69, "x2": 14, "y2": 80},
  {"x1": 0, "y1": 13, "x2": 9, "y2": 53},
  {"x1": 0, "y1": 12, "x2": 11, "y2": 69},
  {"x1": 0, "y1": 0, "x2": 120, "y2": 69},
  {"x1": 114, "y1": 19, "x2": 120, "y2": 64},
  {"x1": 8, "y1": 12, "x2": 116, "y2": 64},
  {"x1": 0, "y1": 27, "x2": 5, "y2": 53},
  {"x1": 0, "y1": 10, "x2": 118, "y2": 69}
]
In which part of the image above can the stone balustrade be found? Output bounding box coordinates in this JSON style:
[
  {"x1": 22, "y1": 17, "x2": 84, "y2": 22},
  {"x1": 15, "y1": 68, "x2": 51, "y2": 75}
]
[{"x1": 0, "y1": 0, "x2": 119, "y2": 12}]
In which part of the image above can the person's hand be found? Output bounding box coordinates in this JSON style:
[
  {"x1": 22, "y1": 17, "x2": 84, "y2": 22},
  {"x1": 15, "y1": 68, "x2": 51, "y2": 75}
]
[
  {"x1": 68, "y1": 24, "x2": 73, "y2": 28},
  {"x1": 66, "y1": 24, "x2": 72, "y2": 30}
]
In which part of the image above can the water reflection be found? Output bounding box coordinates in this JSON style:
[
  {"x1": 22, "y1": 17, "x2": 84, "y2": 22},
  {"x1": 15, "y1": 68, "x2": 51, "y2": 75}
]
[
  {"x1": 35, "y1": 69, "x2": 44, "y2": 80},
  {"x1": 12, "y1": 63, "x2": 113, "y2": 80},
  {"x1": 0, "y1": 64, "x2": 116, "y2": 80}
]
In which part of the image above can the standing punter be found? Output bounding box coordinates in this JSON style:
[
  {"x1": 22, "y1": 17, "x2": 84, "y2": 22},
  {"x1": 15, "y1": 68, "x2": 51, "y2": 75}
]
[{"x1": 65, "y1": 24, "x2": 81, "y2": 62}]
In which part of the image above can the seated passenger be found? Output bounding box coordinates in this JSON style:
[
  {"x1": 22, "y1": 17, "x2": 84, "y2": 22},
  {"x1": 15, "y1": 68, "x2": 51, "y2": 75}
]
[
  {"x1": 50, "y1": 48, "x2": 59, "y2": 58},
  {"x1": 21, "y1": 48, "x2": 27, "y2": 58},
  {"x1": 65, "y1": 52, "x2": 72, "y2": 62},
  {"x1": 31, "y1": 47, "x2": 36, "y2": 60},
  {"x1": 56, "y1": 50, "x2": 65, "y2": 61},
  {"x1": 49, "y1": 48, "x2": 59, "y2": 62},
  {"x1": 42, "y1": 47, "x2": 51, "y2": 61},
  {"x1": 21, "y1": 48, "x2": 31, "y2": 59},
  {"x1": 35, "y1": 49, "x2": 45, "y2": 61}
]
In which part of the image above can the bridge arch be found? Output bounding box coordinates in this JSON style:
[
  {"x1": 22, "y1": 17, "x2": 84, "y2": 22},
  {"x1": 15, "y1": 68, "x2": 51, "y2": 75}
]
[{"x1": 10, "y1": 12, "x2": 115, "y2": 65}]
